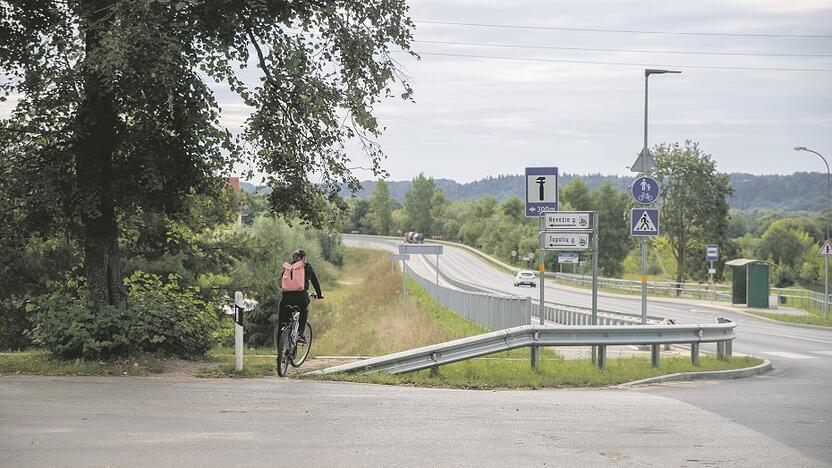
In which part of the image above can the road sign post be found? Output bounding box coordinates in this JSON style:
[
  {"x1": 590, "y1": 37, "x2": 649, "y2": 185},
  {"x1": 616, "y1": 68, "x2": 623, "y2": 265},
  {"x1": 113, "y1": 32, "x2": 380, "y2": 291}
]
[
  {"x1": 631, "y1": 207, "x2": 659, "y2": 326},
  {"x1": 706, "y1": 245, "x2": 719, "y2": 302},
  {"x1": 399, "y1": 244, "x2": 444, "y2": 286},
  {"x1": 539, "y1": 210, "x2": 600, "y2": 367},
  {"x1": 819, "y1": 240, "x2": 832, "y2": 320},
  {"x1": 525, "y1": 167, "x2": 558, "y2": 217},
  {"x1": 398, "y1": 244, "x2": 444, "y2": 317}
]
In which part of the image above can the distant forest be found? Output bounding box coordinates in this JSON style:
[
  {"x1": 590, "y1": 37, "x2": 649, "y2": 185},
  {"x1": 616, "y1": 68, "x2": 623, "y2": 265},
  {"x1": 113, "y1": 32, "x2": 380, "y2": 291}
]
[{"x1": 242, "y1": 172, "x2": 828, "y2": 213}]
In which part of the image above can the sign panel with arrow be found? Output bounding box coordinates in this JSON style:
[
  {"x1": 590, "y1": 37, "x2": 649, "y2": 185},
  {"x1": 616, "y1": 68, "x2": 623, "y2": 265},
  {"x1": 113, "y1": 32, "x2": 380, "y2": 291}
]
[{"x1": 525, "y1": 167, "x2": 558, "y2": 217}]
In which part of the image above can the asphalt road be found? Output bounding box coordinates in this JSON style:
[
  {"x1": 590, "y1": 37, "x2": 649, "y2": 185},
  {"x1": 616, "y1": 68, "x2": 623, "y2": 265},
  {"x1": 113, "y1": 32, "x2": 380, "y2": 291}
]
[
  {"x1": 0, "y1": 375, "x2": 823, "y2": 467},
  {"x1": 2, "y1": 236, "x2": 830, "y2": 466},
  {"x1": 345, "y1": 235, "x2": 832, "y2": 464}
]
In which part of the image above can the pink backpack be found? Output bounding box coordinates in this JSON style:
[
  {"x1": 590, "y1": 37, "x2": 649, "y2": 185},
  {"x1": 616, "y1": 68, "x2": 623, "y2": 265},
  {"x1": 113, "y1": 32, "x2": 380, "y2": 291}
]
[{"x1": 281, "y1": 261, "x2": 305, "y2": 291}]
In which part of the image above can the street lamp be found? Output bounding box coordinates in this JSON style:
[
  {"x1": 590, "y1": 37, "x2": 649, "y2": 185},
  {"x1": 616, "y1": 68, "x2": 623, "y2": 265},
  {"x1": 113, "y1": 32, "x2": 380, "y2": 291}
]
[
  {"x1": 795, "y1": 146, "x2": 830, "y2": 320},
  {"x1": 640, "y1": 69, "x2": 681, "y2": 324}
]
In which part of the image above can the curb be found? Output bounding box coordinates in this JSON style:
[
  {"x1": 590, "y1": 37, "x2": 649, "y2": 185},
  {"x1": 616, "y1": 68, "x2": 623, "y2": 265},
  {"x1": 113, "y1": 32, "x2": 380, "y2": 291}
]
[{"x1": 617, "y1": 358, "x2": 772, "y2": 388}]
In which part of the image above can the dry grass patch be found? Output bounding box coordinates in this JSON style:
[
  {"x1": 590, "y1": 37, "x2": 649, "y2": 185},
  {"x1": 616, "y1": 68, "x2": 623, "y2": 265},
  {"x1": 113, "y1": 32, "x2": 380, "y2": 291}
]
[{"x1": 313, "y1": 248, "x2": 484, "y2": 357}]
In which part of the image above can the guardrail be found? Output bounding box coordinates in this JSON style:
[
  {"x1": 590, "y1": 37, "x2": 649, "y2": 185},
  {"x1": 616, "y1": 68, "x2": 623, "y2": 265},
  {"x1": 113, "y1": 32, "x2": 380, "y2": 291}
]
[
  {"x1": 312, "y1": 319, "x2": 736, "y2": 375},
  {"x1": 404, "y1": 264, "x2": 655, "y2": 328},
  {"x1": 447, "y1": 275, "x2": 664, "y2": 324},
  {"x1": 553, "y1": 272, "x2": 731, "y2": 301},
  {"x1": 344, "y1": 235, "x2": 660, "y2": 328},
  {"x1": 772, "y1": 287, "x2": 829, "y2": 312},
  {"x1": 405, "y1": 264, "x2": 531, "y2": 330}
]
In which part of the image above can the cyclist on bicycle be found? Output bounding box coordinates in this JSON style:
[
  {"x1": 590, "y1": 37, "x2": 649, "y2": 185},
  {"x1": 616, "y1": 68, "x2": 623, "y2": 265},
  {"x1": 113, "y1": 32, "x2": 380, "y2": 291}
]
[{"x1": 278, "y1": 249, "x2": 323, "y2": 344}]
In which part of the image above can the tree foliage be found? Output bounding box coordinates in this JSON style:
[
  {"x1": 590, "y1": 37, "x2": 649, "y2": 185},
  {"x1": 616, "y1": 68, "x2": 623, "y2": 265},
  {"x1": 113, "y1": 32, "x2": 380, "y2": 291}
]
[
  {"x1": 560, "y1": 178, "x2": 592, "y2": 211},
  {"x1": 591, "y1": 181, "x2": 631, "y2": 277},
  {"x1": 368, "y1": 179, "x2": 395, "y2": 235},
  {"x1": 654, "y1": 141, "x2": 733, "y2": 283},
  {"x1": 404, "y1": 173, "x2": 437, "y2": 234},
  {"x1": 1, "y1": 0, "x2": 415, "y2": 309}
]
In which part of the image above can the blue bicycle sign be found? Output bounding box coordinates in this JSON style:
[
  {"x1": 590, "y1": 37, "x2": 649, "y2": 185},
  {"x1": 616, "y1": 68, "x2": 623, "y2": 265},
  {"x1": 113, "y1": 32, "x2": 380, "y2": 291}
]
[{"x1": 631, "y1": 176, "x2": 660, "y2": 205}]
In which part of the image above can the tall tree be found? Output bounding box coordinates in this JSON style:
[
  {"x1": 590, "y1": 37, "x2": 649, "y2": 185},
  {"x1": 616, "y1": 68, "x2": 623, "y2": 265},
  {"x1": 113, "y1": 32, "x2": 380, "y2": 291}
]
[
  {"x1": 347, "y1": 199, "x2": 373, "y2": 234},
  {"x1": 560, "y1": 178, "x2": 592, "y2": 211},
  {"x1": 591, "y1": 181, "x2": 630, "y2": 277},
  {"x1": 1, "y1": 0, "x2": 415, "y2": 308},
  {"x1": 368, "y1": 179, "x2": 394, "y2": 235},
  {"x1": 654, "y1": 141, "x2": 733, "y2": 284},
  {"x1": 429, "y1": 189, "x2": 449, "y2": 237},
  {"x1": 404, "y1": 173, "x2": 436, "y2": 234},
  {"x1": 756, "y1": 219, "x2": 814, "y2": 269}
]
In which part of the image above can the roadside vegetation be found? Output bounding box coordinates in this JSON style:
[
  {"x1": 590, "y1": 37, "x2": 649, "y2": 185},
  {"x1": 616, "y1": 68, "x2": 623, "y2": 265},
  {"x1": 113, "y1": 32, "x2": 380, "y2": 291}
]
[
  {"x1": 2, "y1": 247, "x2": 761, "y2": 385},
  {"x1": 0, "y1": 350, "x2": 164, "y2": 376},
  {"x1": 750, "y1": 310, "x2": 832, "y2": 327},
  {"x1": 311, "y1": 355, "x2": 763, "y2": 389}
]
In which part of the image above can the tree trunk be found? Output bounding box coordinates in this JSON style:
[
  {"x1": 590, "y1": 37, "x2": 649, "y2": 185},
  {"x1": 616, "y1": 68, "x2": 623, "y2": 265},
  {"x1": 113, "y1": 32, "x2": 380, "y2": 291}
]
[
  {"x1": 75, "y1": 0, "x2": 125, "y2": 309},
  {"x1": 675, "y1": 238, "x2": 686, "y2": 296}
]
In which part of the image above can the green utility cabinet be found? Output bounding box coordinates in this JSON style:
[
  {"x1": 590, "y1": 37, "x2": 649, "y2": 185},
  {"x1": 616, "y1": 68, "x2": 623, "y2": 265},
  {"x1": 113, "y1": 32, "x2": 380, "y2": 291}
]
[{"x1": 726, "y1": 259, "x2": 771, "y2": 308}]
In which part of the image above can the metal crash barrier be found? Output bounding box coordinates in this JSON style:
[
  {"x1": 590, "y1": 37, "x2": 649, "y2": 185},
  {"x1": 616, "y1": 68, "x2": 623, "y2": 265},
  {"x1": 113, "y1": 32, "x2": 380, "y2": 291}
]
[{"x1": 311, "y1": 319, "x2": 737, "y2": 375}]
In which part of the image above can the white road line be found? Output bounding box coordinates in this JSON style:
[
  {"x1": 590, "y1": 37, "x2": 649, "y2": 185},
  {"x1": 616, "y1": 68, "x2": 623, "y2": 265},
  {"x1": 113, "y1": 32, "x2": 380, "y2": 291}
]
[
  {"x1": 761, "y1": 351, "x2": 817, "y2": 359},
  {"x1": 750, "y1": 330, "x2": 832, "y2": 345},
  {"x1": 811, "y1": 350, "x2": 832, "y2": 357}
]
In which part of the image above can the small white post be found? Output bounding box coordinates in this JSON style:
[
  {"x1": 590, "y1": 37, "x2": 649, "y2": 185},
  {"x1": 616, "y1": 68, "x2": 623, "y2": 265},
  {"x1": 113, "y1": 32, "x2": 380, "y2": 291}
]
[{"x1": 234, "y1": 291, "x2": 244, "y2": 372}]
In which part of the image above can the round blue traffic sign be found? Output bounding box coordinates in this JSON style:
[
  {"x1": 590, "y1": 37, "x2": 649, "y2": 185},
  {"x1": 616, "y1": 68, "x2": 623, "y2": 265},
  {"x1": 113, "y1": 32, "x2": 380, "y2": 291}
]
[{"x1": 631, "y1": 176, "x2": 660, "y2": 205}]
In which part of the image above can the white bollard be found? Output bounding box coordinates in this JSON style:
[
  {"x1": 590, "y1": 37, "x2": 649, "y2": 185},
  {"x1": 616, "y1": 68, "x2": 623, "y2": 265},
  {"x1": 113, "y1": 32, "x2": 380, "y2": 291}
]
[{"x1": 234, "y1": 291, "x2": 245, "y2": 372}]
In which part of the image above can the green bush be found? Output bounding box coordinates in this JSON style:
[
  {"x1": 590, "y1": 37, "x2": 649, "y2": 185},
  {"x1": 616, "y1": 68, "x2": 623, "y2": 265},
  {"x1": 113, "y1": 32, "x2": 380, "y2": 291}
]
[
  {"x1": 0, "y1": 299, "x2": 34, "y2": 350},
  {"x1": 774, "y1": 266, "x2": 797, "y2": 288},
  {"x1": 33, "y1": 272, "x2": 219, "y2": 359}
]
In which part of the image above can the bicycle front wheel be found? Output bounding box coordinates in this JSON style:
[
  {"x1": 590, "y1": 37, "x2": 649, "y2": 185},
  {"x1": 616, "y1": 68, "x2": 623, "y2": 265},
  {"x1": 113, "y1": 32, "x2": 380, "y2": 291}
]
[
  {"x1": 276, "y1": 327, "x2": 291, "y2": 377},
  {"x1": 290, "y1": 323, "x2": 312, "y2": 367}
]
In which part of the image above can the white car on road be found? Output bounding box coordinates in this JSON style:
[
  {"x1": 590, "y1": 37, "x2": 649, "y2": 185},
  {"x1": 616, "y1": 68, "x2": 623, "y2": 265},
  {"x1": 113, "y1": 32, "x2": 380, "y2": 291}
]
[{"x1": 514, "y1": 270, "x2": 537, "y2": 287}]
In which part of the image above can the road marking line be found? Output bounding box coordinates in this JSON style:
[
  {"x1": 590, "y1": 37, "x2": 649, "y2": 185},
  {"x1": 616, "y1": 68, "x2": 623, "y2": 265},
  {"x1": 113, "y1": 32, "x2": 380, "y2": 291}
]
[
  {"x1": 811, "y1": 350, "x2": 832, "y2": 357},
  {"x1": 761, "y1": 351, "x2": 817, "y2": 359},
  {"x1": 751, "y1": 331, "x2": 832, "y2": 345}
]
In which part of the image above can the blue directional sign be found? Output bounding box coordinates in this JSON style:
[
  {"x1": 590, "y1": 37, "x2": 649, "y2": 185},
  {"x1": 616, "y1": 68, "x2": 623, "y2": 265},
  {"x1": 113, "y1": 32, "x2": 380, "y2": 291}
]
[
  {"x1": 706, "y1": 244, "x2": 718, "y2": 262},
  {"x1": 631, "y1": 208, "x2": 659, "y2": 237},
  {"x1": 631, "y1": 176, "x2": 660, "y2": 205},
  {"x1": 525, "y1": 167, "x2": 558, "y2": 217}
]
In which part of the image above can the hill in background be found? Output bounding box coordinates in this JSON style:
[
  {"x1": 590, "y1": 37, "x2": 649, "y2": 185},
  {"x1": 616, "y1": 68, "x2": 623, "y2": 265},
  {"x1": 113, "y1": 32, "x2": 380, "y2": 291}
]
[{"x1": 241, "y1": 172, "x2": 829, "y2": 213}]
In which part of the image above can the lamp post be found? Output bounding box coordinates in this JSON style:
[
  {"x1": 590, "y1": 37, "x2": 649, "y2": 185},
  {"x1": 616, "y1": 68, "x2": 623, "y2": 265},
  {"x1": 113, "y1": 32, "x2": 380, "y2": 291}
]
[
  {"x1": 640, "y1": 69, "x2": 681, "y2": 324},
  {"x1": 795, "y1": 146, "x2": 829, "y2": 320}
]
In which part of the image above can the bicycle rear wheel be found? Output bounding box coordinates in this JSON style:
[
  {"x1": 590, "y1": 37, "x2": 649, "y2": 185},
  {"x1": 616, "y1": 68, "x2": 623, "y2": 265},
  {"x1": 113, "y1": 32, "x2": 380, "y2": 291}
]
[
  {"x1": 290, "y1": 323, "x2": 312, "y2": 367},
  {"x1": 276, "y1": 327, "x2": 291, "y2": 377}
]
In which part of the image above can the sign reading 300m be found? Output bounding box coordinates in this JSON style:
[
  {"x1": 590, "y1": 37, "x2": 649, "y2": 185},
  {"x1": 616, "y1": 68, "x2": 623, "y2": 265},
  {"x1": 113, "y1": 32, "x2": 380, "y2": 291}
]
[{"x1": 525, "y1": 167, "x2": 558, "y2": 217}]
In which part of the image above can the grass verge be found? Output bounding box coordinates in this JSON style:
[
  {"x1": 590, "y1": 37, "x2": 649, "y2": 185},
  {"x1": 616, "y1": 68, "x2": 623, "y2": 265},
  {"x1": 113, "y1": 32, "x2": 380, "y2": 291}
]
[
  {"x1": 749, "y1": 311, "x2": 832, "y2": 327},
  {"x1": 306, "y1": 354, "x2": 763, "y2": 389},
  {"x1": 312, "y1": 248, "x2": 487, "y2": 357},
  {"x1": 195, "y1": 347, "x2": 277, "y2": 378},
  {"x1": 0, "y1": 350, "x2": 164, "y2": 376}
]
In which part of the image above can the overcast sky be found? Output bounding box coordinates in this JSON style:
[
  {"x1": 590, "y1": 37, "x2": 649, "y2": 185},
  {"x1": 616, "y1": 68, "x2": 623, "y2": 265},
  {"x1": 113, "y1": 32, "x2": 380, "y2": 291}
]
[
  {"x1": 3, "y1": 1, "x2": 829, "y2": 184},
  {"x1": 352, "y1": 0, "x2": 832, "y2": 182}
]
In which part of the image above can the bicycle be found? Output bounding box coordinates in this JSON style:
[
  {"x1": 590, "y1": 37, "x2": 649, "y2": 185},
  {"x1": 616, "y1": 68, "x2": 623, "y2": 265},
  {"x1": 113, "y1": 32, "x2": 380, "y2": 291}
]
[{"x1": 275, "y1": 294, "x2": 316, "y2": 377}]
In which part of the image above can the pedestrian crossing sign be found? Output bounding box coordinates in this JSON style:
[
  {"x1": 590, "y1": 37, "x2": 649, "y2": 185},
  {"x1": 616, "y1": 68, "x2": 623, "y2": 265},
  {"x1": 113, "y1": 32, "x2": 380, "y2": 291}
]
[
  {"x1": 631, "y1": 208, "x2": 659, "y2": 237},
  {"x1": 819, "y1": 240, "x2": 832, "y2": 256}
]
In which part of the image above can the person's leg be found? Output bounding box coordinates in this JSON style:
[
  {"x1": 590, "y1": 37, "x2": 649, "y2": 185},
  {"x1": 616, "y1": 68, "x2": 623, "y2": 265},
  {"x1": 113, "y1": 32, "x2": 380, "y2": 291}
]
[
  {"x1": 298, "y1": 294, "x2": 310, "y2": 334},
  {"x1": 277, "y1": 295, "x2": 291, "y2": 333}
]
